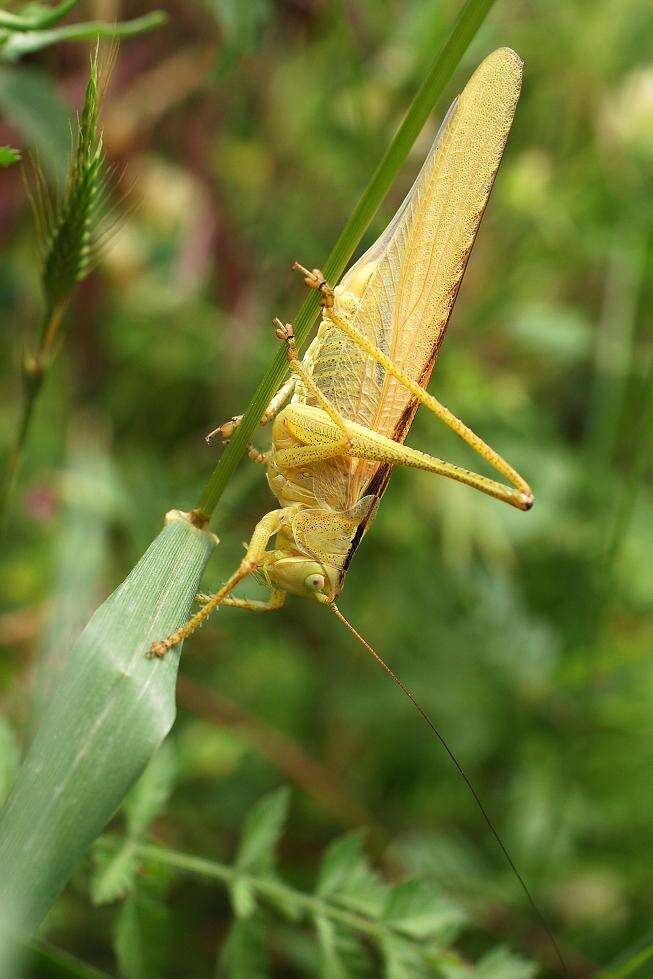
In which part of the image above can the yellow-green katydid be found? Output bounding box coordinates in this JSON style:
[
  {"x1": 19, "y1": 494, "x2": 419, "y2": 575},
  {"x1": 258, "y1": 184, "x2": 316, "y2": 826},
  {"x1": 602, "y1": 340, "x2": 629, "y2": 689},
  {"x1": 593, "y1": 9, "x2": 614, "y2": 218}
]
[
  {"x1": 153, "y1": 46, "x2": 531, "y2": 648},
  {"x1": 152, "y1": 48, "x2": 567, "y2": 975}
]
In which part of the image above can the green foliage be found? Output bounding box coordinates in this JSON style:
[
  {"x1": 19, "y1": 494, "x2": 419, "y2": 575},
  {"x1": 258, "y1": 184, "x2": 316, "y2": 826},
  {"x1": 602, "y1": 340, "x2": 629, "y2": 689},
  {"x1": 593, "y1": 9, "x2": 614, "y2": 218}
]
[
  {"x1": 0, "y1": 2, "x2": 500, "y2": 969},
  {"x1": 0, "y1": 12, "x2": 168, "y2": 63},
  {"x1": 103, "y1": 788, "x2": 533, "y2": 978},
  {"x1": 0, "y1": 1, "x2": 166, "y2": 63},
  {"x1": 1, "y1": 0, "x2": 653, "y2": 976},
  {"x1": 91, "y1": 743, "x2": 177, "y2": 905},
  {"x1": 114, "y1": 881, "x2": 171, "y2": 979}
]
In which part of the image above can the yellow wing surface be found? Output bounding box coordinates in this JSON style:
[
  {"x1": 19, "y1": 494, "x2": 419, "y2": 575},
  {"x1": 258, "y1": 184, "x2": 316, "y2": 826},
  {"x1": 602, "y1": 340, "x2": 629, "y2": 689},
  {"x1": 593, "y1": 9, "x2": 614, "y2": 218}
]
[{"x1": 305, "y1": 47, "x2": 523, "y2": 514}]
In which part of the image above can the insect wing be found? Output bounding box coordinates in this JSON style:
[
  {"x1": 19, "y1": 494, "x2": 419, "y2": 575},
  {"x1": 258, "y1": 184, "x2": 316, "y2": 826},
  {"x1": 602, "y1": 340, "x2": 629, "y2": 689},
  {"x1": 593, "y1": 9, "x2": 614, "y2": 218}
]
[{"x1": 314, "y1": 47, "x2": 523, "y2": 511}]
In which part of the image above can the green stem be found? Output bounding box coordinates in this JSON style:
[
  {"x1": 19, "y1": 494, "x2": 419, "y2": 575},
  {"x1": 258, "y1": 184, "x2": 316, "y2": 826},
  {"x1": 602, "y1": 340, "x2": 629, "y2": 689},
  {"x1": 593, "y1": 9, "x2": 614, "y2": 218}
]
[
  {"x1": 0, "y1": 303, "x2": 64, "y2": 529},
  {"x1": 136, "y1": 840, "x2": 381, "y2": 937},
  {"x1": 0, "y1": 12, "x2": 168, "y2": 62},
  {"x1": 194, "y1": 0, "x2": 498, "y2": 521},
  {"x1": 134, "y1": 840, "x2": 461, "y2": 965},
  {"x1": 0, "y1": 0, "x2": 78, "y2": 31}
]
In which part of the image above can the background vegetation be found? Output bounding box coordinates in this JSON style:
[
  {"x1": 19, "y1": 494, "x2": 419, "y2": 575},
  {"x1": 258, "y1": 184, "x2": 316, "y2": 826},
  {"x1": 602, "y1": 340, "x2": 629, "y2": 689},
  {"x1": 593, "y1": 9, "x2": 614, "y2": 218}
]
[{"x1": 1, "y1": 0, "x2": 652, "y2": 976}]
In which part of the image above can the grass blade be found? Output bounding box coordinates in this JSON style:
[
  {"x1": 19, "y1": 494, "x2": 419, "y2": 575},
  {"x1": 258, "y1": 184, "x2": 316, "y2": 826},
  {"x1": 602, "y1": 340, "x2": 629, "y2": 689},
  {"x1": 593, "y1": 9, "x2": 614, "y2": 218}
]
[{"x1": 0, "y1": 514, "x2": 215, "y2": 951}]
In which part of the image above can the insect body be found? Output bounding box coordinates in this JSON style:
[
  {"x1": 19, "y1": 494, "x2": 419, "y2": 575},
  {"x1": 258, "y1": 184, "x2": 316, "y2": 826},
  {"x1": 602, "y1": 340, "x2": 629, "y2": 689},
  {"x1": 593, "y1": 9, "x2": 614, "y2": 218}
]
[
  {"x1": 152, "y1": 45, "x2": 531, "y2": 654},
  {"x1": 151, "y1": 49, "x2": 569, "y2": 974}
]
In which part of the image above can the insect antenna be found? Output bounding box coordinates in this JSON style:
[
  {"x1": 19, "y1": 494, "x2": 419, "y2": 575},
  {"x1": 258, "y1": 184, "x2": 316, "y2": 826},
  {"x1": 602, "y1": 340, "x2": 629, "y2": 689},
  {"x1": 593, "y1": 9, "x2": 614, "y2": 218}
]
[{"x1": 329, "y1": 602, "x2": 569, "y2": 978}]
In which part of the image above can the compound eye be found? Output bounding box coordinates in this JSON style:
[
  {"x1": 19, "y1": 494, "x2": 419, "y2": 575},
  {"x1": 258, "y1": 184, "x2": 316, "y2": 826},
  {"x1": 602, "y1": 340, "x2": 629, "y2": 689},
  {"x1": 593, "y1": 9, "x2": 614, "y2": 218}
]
[{"x1": 304, "y1": 573, "x2": 325, "y2": 593}]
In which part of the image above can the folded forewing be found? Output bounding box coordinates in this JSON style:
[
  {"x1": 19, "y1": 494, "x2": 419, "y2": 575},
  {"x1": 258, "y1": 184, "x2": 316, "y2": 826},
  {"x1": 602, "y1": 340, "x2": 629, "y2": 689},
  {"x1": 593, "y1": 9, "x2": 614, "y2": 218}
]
[{"x1": 308, "y1": 47, "x2": 522, "y2": 510}]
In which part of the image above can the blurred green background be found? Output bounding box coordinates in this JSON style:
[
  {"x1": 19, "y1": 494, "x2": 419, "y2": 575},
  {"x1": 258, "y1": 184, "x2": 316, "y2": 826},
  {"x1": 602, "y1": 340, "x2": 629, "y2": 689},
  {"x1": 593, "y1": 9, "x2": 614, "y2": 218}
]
[{"x1": 1, "y1": 0, "x2": 653, "y2": 976}]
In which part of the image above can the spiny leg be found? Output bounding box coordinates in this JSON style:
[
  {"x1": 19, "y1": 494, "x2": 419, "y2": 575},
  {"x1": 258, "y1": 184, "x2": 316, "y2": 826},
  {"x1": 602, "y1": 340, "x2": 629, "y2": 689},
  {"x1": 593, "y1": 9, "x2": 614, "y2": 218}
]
[
  {"x1": 206, "y1": 376, "x2": 296, "y2": 445},
  {"x1": 345, "y1": 425, "x2": 530, "y2": 509},
  {"x1": 280, "y1": 404, "x2": 529, "y2": 510},
  {"x1": 150, "y1": 508, "x2": 292, "y2": 656},
  {"x1": 293, "y1": 262, "x2": 533, "y2": 508}
]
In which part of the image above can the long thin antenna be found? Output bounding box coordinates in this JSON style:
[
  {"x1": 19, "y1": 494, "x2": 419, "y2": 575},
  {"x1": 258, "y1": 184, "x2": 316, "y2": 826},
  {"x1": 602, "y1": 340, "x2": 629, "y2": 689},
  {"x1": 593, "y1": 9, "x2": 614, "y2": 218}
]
[{"x1": 329, "y1": 602, "x2": 569, "y2": 979}]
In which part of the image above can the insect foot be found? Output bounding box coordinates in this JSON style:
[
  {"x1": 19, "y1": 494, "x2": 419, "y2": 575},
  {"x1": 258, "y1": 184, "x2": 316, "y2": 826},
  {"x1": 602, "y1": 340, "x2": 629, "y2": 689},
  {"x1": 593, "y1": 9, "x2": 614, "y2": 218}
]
[
  {"x1": 292, "y1": 262, "x2": 334, "y2": 308},
  {"x1": 148, "y1": 638, "x2": 172, "y2": 659},
  {"x1": 273, "y1": 317, "x2": 295, "y2": 343},
  {"x1": 247, "y1": 444, "x2": 269, "y2": 464},
  {"x1": 205, "y1": 415, "x2": 243, "y2": 445}
]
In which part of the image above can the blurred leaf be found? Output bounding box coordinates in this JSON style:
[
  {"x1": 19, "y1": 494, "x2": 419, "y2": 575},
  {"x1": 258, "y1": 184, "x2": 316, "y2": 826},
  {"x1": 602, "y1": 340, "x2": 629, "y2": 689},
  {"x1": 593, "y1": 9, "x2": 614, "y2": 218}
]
[
  {"x1": 507, "y1": 301, "x2": 592, "y2": 362},
  {"x1": 381, "y1": 879, "x2": 467, "y2": 943},
  {"x1": 475, "y1": 946, "x2": 537, "y2": 979},
  {"x1": 91, "y1": 836, "x2": 138, "y2": 906},
  {"x1": 314, "y1": 915, "x2": 373, "y2": 979},
  {"x1": 0, "y1": 144, "x2": 19, "y2": 165},
  {"x1": 235, "y1": 785, "x2": 289, "y2": 875},
  {"x1": 124, "y1": 741, "x2": 176, "y2": 838},
  {"x1": 0, "y1": 65, "x2": 69, "y2": 178},
  {"x1": 205, "y1": 0, "x2": 270, "y2": 55},
  {"x1": 114, "y1": 882, "x2": 170, "y2": 979},
  {"x1": 0, "y1": 12, "x2": 167, "y2": 62},
  {"x1": 315, "y1": 832, "x2": 387, "y2": 917},
  {"x1": 218, "y1": 913, "x2": 269, "y2": 979},
  {"x1": 0, "y1": 0, "x2": 79, "y2": 32},
  {"x1": 379, "y1": 932, "x2": 428, "y2": 979}
]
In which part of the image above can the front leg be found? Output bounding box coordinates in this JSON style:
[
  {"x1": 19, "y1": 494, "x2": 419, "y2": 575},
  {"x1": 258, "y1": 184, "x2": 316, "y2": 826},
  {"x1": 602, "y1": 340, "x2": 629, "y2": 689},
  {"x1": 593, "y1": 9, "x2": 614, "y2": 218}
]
[
  {"x1": 206, "y1": 376, "x2": 297, "y2": 445},
  {"x1": 149, "y1": 508, "x2": 294, "y2": 656}
]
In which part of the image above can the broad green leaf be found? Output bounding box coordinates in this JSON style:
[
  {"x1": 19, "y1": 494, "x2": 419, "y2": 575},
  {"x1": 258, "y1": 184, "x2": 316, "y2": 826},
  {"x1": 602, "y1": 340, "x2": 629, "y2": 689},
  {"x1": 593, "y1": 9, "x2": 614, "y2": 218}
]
[
  {"x1": 218, "y1": 913, "x2": 269, "y2": 979},
  {"x1": 114, "y1": 883, "x2": 170, "y2": 979},
  {"x1": 0, "y1": 66, "x2": 69, "y2": 179},
  {"x1": 0, "y1": 515, "x2": 215, "y2": 946},
  {"x1": 315, "y1": 832, "x2": 388, "y2": 917},
  {"x1": 0, "y1": 716, "x2": 19, "y2": 806},
  {"x1": 91, "y1": 837, "x2": 138, "y2": 907},
  {"x1": 235, "y1": 786, "x2": 290, "y2": 875},
  {"x1": 382, "y1": 879, "x2": 467, "y2": 943},
  {"x1": 124, "y1": 741, "x2": 176, "y2": 839},
  {"x1": 0, "y1": 145, "x2": 19, "y2": 166}
]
